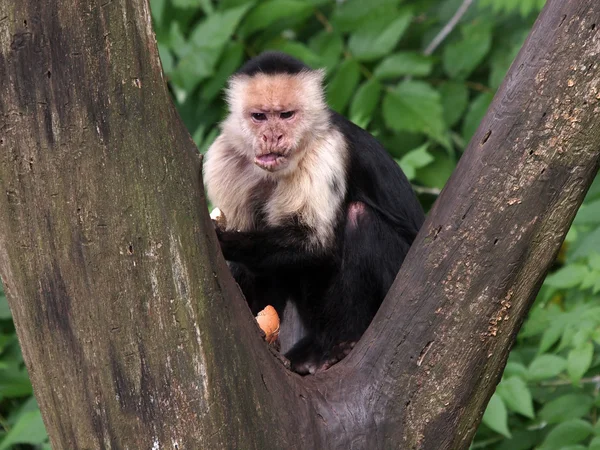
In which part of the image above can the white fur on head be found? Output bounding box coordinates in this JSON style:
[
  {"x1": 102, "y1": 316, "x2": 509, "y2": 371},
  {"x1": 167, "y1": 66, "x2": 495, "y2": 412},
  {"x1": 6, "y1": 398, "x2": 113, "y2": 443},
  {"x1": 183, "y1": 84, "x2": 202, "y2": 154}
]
[
  {"x1": 225, "y1": 69, "x2": 327, "y2": 123},
  {"x1": 221, "y1": 69, "x2": 330, "y2": 176},
  {"x1": 203, "y1": 67, "x2": 349, "y2": 248}
]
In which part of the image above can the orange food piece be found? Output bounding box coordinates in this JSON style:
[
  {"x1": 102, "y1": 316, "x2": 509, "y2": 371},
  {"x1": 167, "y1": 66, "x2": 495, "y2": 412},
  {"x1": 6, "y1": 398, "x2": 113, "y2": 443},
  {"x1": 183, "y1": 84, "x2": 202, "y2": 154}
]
[{"x1": 256, "y1": 305, "x2": 280, "y2": 344}]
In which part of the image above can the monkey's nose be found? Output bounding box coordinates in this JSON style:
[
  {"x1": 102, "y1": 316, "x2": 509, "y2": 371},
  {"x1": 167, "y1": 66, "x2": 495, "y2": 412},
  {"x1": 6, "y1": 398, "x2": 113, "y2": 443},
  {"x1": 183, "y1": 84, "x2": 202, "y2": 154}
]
[{"x1": 263, "y1": 133, "x2": 284, "y2": 146}]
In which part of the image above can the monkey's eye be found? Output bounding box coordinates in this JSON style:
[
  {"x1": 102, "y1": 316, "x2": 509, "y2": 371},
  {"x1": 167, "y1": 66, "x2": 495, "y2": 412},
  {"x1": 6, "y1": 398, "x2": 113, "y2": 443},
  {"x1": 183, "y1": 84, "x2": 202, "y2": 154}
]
[
  {"x1": 280, "y1": 111, "x2": 295, "y2": 119},
  {"x1": 251, "y1": 113, "x2": 267, "y2": 122}
]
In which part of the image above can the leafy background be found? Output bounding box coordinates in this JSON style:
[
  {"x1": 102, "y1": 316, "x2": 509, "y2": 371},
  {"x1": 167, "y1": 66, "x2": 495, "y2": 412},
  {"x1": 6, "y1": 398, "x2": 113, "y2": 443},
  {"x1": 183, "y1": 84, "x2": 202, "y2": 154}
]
[{"x1": 2, "y1": 0, "x2": 600, "y2": 448}]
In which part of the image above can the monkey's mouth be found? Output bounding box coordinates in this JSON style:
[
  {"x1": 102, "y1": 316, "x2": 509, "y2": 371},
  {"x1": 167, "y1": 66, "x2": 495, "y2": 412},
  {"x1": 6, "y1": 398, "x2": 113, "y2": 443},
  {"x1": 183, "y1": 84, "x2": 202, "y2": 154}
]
[{"x1": 255, "y1": 152, "x2": 288, "y2": 171}]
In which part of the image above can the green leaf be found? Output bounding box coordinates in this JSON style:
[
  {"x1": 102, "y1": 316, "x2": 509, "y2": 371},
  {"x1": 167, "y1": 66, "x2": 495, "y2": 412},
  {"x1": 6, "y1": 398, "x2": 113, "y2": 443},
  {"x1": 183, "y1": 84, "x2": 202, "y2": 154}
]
[
  {"x1": 332, "y1": 0, "x2": 400, "y2": 32},
  {"x1": 415, "y1": 149, "x2": 456, "y2": 189},
  {"x1": 539, "y1": 419, "x2": 592, "y2": 450},
  {"x1": 589, "y1": 252, "x2": 600, "y2": 271},
  {"x1": 589, "y1": 436, "x2": 600, "y2": 450},
  {"x1": 171, "y1": 3, "x2": 252, "y2": 91},
  {"x1": 0, "y1": 410, "x2": 47, "y2": 450},
  {"x1": 482, "y1": 393, "x2": 511, "y2": 438},
  {"x1": 171, "y1": 0, "x2": 205, "y2": 8},
  {"x1": 0, "y1": 367, "x2": 33, "y2": 398},
  {"x1": 373, "y1": 52, "x2": 434, "y2": 79},
  {"x1": 503, "y1": 361, "x2": 528, "y2": 379},
  {"x1": 594, "y1": 277, "x2": 600, "y2": 294},
  {"x1": 574, "y1": 200, "x2": 600, "y2": 225},
  {"x1": 559, "y1": 324, "x2": 578, "y2": 352},
  {"x1": 150, "y1": 0, "x2": 166, "y2": 23},
  {"x1": 167, "y1": 22, "x2": 188, "y2": 59},
  {"x1": 198, "y1": 127, "x2": 219, "y2": 155},
  {"x1": 462, "y1": 92, "x2": 494, "y2": 144},
  {"x1": 443, "y1": 21, "x2": 493, "y2": 80},
  {"x1": 157, "y1": 43, "x2": 174, "y2": 75},
  {"x1": 309, "y1": 31, "x2": 344, "y2": 74},
  {"x1": 0, "y1": 334, "x2": 12, "y2": 354},
  {"x1": 349, "y1": 79, "x2": 382, "y2": 128},
  {"x1": 527, "y1": 354, "x2": 567, "y2": 381},
  {"x1": 439, "y1": 81, "x2": 469, "y2": 128},
  {"x1": 199, "y1": 0, "x2": 214, "y2": 14},
  {"x1": 567, "y1": 342, "x2": 593, "y2": 384},
  {"x1": 201, "y1": 42, "x2": 245, "y2": 103},
  {"x1": 266, "y1": 41, "x2": 323, "y2": 69},
  {"x1": 572, "y1": 228, "x2": 600, "y2": 260},
  {"x1": 571, "y1": 326, "x2": 594, "y2": 349},
  {"x1": 545, "y1": 264, "x2": 589, "y2": 289},
  {"x1": 539, "y1": 319, "x2": 567, "y2": 353},
  {"x1": 479, "y1": 0, "x2": 545, "y2": 15},
  {"x1": 241, "y1": 0, "x2": 313, "y2": 36},
  {"x1": 538, "y1": 394, "x2": 593, "y2": 424},
  {"x1": 383, "y1": 81, "x2": 449, "y2": 148},
  {"x1": 189, "y1": 3, "x2": 253, "y2": 49},
  {"x1": 496, "y1": 429, "x2": 544, "y2": 450},
  {"x1": 496, "y1": 377, "x2": 534, "y2": 418},
  {"x1": 0, "y1": 291, "x2": 11, "y2": 320},
  {"x1": 326, "y1": 59, "x2": 362, "y2": 113},
  {"x1": 397, "y1": 144, "x2": 434, "y2": 181},
  {"x1": 580, "y1": 269, "x2": 598, "y2": 289},
  {"x1": 348, "y1": 9, "x2": 413, "y2": 61},
  {"x1": 171, "y1": 48, "x2": 222, "y2": 91}
]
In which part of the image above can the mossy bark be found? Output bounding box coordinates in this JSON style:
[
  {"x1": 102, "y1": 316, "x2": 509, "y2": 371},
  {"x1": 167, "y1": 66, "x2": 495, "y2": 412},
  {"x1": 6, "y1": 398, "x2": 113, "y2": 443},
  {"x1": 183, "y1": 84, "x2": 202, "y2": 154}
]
[{"x1": 0, "y1": 0, "x2": 598, "y2": 449}]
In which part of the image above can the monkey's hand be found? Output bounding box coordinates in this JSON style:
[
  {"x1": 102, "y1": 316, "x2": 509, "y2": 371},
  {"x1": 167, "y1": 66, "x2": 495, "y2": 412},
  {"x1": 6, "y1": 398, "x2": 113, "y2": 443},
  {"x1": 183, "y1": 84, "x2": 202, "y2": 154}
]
[
  {"x1": 210, "y1": 208, "x2": 241, "y2": 260},
  {"x1": 214, "y1": 228, "x2": 276, "y2": 266},
  {"x1": 214, "y1": 228, "x2": 242, "y2": 261},
  {"x1": 210, "y1": 207, "x2": 227, "y2": 229}
]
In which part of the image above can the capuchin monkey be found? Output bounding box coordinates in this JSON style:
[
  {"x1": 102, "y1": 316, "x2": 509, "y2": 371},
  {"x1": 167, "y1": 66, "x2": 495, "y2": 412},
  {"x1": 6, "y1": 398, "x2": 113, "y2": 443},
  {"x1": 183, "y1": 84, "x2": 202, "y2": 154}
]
[{"x1": 204, "y1": 51, "x2": 425, "y2": 375}]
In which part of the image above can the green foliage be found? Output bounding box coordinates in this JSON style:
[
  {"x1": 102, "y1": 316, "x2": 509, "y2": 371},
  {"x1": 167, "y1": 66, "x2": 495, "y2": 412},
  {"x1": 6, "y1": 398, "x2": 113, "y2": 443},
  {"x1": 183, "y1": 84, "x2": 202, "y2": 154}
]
[
  {"x1": 483, "y1": 393, "x2": 512, "y2": 438},
  {"x1": 443, "y1": 21, "x2": 493, "y2": 80},
  {"x1": 0, "y1": 284, "x2": 50, "y2": 449}
]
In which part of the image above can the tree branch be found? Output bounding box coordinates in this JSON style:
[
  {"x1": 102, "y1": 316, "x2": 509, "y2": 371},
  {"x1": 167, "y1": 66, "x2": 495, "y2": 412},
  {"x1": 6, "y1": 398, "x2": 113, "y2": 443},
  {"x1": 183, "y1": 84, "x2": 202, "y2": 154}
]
[{"x1": 424, "y1": 0, "x2": 475, "y2": 56}]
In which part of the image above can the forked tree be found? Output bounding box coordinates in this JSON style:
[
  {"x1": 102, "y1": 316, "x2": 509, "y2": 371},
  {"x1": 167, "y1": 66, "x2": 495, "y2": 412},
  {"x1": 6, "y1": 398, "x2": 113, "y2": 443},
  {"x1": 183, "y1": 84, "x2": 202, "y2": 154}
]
[{"x1": 0, "y1": 0, "x2": 599, "y2": 448}]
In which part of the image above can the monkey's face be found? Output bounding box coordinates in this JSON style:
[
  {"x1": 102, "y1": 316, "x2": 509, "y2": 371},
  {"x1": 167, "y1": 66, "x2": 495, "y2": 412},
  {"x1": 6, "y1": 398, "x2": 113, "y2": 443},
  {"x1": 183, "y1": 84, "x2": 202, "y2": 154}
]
[
  {"x1": 226, "y1": 71, "x2": 329, "y2": 175},
  {"x1": 247, "y1": 108, "x2": 302, "y2": 172}
]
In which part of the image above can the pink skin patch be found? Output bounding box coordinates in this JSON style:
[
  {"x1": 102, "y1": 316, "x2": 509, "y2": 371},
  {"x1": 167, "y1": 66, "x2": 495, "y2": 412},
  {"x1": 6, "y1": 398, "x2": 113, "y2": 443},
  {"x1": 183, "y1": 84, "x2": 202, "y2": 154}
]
[{"x1": 347, "y1": 201, "x2": 367, "y2": 230}]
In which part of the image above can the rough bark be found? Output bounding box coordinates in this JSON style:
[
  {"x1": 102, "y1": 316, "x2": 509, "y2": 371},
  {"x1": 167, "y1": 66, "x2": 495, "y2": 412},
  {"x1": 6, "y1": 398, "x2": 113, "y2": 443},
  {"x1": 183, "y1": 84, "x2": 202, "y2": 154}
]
[{"x1": 0, "y1": 0, "x2": 598, "y2": 449}]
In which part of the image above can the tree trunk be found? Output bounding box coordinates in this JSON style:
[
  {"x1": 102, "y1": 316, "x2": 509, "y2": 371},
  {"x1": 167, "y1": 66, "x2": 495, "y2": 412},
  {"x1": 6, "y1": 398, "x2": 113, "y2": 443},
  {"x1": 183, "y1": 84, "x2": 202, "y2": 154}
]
[{"x1": 0, "y1": 0, "x2": 598, "y2": 448}]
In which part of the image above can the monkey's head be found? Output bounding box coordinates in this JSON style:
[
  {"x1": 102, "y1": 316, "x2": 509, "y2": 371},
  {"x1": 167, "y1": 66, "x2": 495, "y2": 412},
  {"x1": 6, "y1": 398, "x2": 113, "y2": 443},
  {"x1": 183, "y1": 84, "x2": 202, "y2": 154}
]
[{"x1": 223, "y1": 52, "x2": 330, "y2": 175}]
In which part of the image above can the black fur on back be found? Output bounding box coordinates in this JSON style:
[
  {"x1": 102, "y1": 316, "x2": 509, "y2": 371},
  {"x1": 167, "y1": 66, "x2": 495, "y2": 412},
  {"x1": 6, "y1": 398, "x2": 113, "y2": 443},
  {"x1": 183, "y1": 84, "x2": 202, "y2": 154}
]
[
  {"x1": 329, "y1": 110, "x2": 424, "y2": 243},
  {"x1": 236, "y1": 51, "x2": 312, "y2": 77}
]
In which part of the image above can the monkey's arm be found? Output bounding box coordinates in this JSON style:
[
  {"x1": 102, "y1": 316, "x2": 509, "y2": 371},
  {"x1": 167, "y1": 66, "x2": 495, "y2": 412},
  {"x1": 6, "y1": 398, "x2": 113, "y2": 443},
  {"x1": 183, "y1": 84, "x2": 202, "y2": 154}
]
[{"x1": 216, "y1": 226, "x2": 334, "y2": 271}]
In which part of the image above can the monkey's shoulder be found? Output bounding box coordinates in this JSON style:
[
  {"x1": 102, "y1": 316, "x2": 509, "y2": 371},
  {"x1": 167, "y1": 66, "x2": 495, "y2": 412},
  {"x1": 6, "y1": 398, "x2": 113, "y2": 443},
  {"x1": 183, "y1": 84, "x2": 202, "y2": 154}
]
[{"x1": 329, "y1": 110, "x2": 425, "y2": 233}]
